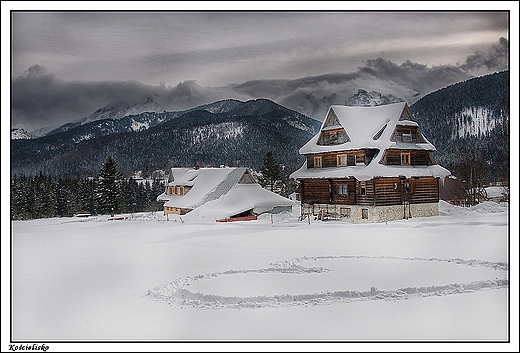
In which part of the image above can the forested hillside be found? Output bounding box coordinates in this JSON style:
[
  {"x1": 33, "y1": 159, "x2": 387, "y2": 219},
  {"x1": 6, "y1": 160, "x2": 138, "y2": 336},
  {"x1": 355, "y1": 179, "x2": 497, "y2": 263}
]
[
  {"x1": 11, "y1": 99, "x2": 321, "y2": 177},
  {"x1": 410, "y1": 71, "x2": 509, "y2": 185}
]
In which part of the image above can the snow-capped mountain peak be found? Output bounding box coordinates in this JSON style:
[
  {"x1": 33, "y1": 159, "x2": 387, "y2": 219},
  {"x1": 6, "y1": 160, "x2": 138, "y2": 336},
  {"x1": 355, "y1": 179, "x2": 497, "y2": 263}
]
[
  {"x1": 45, "y1": 97, "x2": 164, "y2": 136},
  {"x1": 345, "y1": 89, "x2": 406, "y2": 107},
  {"x1": 86, "y1": 96, "x2": 162, "y2": 122},
  {"x1": 11, "y1": 128, "x2": 30, "y2": 140}
]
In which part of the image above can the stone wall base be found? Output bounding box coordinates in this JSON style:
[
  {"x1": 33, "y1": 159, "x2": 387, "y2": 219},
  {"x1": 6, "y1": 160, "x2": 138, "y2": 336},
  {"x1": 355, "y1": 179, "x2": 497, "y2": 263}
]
[{"x1": 301, "y1": 203, "x2": 439, "y2": 223}]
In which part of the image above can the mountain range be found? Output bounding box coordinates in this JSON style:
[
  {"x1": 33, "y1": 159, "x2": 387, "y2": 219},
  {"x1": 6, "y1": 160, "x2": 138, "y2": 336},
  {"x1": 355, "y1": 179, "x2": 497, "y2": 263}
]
[
  {"x1": 11, "y1": 71, "x2": 509, "y2": 184},
  {"x1": 11, "y1": 98, "x2": 321, "y2": 176}
]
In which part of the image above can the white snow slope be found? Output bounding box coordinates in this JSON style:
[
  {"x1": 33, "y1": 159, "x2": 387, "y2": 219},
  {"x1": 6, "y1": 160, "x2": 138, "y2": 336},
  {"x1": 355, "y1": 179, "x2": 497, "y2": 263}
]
[{"x1": 8, "y1": 201, "x2": 517, "y2": 350}]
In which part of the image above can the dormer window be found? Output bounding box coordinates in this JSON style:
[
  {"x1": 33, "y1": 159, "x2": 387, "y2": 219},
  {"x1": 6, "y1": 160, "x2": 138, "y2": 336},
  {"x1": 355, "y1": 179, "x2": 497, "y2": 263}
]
[
  {"x1": 317, "y1": 128, "x2": 349, "y2": 145},
  {"x1": 402, "y1": 130, "x2": 412, "y2": 143},
  {"x1": 391, "y1": 127, "x2": 425, "y2": 143}
]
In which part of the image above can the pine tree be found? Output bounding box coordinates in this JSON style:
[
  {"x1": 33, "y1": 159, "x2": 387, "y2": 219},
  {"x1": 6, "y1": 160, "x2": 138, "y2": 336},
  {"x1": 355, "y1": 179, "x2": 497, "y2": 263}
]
[
  {"x1": 95, "y1": 156, "x2": 123, "y2": 216},
  {"x1": 259, "y1": 151, "x2": 280, "y2": 192}
]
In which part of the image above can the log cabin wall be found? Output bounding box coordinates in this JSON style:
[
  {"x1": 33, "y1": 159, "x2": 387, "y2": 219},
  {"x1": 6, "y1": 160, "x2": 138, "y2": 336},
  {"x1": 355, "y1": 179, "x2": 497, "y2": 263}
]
[
  {"x1": 409, "y1": 177, "x2": 439, "y2": 204},
  {"x1": 383, "y1": 150, "x2": 433, "y2": 166},
  {"x1": 355, "y1": 179, "x2": 375, "y2": 206},
  {"x1": 301, "y1": 179, "x2": 331, "y2": 204},
  {"x1": 373, "y1": 177, "x2": 403, "y2": 206},
  {"x1": 306, "y1": 150, "x2": 369, "y2": 169},
  {"x1": 301, "y1": 177, "x2": 439, "y2": 206},
  {"x1": 330, "y1": 179, "x2": 356, "y2": 204},
  {"x1": 301, "y1": 178, "x2": 356, "y2": 205}
]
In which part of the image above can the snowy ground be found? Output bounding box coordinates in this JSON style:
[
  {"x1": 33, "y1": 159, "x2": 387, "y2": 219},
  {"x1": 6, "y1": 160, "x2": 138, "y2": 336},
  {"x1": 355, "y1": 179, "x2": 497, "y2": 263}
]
[{"x1": 6, "y1": 201, "x2": 518, "y2": 351}]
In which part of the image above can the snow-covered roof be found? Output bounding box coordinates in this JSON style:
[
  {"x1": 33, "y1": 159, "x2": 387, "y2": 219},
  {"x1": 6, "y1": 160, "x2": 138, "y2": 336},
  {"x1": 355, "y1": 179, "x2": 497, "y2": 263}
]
[
  {"x1": 298, "y1": 102, "x2": 435, "y2": 155},
  {"x1": 290, "y1": 162, "x2": 451, "y2": 182},
  {"x1": 291, "y1": 103, "x2": 450, "y2": 181},
  {"x1": 159, "y1": 167, "x2": 293, "y2": 217},
  {"x1": 166, "y1": 167, "x2": 201, "y2": 186},
  {"x1": 184, "y1": 184, "x2": 294, "y2": 220}
]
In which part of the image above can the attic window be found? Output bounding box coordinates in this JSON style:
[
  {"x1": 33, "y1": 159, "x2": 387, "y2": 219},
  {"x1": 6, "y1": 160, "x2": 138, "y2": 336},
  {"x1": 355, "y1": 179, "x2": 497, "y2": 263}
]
[
  {"x1": 317, "y1": 128, "x2": 349, "y2": 145},
  {"x1": 372, "y1": 124, "x2": 387, "y2": 140},
  {"x1": 402, "y1": 130, "x2": 412, "y2": 142}
]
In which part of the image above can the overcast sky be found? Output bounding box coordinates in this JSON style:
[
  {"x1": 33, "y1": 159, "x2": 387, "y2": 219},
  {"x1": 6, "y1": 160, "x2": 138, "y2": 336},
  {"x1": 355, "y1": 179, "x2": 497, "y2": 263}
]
[
  {"x1": 11, "y1": 11, "x2": 509, "y2": 85},
  {"x1": 5, "y1": 7, "x2": 513, "y2": 131}
]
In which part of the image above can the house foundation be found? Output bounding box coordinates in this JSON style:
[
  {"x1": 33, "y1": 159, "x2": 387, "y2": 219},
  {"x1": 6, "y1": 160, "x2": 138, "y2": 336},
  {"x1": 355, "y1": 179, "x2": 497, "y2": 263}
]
[{"x1": 302, "y1": 202, "x2": 439, "y2": 223}]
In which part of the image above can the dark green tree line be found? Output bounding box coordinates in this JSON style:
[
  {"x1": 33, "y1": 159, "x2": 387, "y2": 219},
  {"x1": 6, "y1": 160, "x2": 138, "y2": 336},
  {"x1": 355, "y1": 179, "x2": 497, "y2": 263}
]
[{"x1": 11, "y1": 156, "x2": 165, "y2": 220}]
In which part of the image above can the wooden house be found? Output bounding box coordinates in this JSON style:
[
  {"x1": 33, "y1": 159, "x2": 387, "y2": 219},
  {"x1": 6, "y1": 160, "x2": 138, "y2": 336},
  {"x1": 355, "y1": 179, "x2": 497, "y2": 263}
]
[
  {"x1": 157, "y1": 167, "x2": 293, "y2": 220},
  {"x1": 290, "y1": 102, "x2": 451, "y2": 223}
]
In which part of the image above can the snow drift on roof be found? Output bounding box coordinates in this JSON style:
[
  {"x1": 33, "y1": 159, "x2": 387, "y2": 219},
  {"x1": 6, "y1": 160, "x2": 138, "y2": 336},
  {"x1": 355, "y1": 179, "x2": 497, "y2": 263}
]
[
  {"x1": 183, "y1": 184, "x2": 294, "y2": 222},
  {"x1": 290, "y1": 162, "x2": 451, "y2": 181},
  {"x1": 299, "y1": 102, "x2": 435, "y2": 155},
  {"x1": 161, "y1": 167, "x2": 293, "y2": 219}
]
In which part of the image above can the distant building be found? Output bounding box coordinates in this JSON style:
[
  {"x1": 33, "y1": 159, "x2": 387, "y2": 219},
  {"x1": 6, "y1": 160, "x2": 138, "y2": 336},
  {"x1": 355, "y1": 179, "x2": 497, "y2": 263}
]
[
  {"x1": 439, "y1": 176, "x2": 468, "y2": 206},
  {"x1": 290, "y1": 102, "x2": 451, "y2": 223},
  {"x1": 157, "y1": 167, "x2": 293, "y2": 220}
]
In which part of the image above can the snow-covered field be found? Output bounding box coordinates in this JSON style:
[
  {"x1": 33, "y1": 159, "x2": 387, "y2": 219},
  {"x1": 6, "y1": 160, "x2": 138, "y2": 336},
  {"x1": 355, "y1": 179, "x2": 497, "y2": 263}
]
[{"x1": 6, "y1": 201, "x2": 517, "y2": 350}]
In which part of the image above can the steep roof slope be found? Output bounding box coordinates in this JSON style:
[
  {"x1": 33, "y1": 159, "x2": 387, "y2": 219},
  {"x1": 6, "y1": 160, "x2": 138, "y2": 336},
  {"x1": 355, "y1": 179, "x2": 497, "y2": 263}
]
[
  {"x1": 298, "y1": 102, "x2": 435, "y2": 155},
  {"x1": 157, "y1": 167, "x2": 294, "y2": 218},
  {"x1": 158, "y1": 168, "x2": 236, "y2": 209},
  {"x1": 292, "y1": 103, "x2": 450, "y2": 181},
  {"x1": 184, "y1": 184, "x2": 294, "y2": 221}
]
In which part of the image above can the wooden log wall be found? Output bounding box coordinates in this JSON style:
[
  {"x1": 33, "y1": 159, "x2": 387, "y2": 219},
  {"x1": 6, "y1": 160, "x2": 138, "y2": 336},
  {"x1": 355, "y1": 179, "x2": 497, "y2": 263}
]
[
  {"x1": 383, "y1": 150, "x2": 433, "y2": 166},
  {"x1": 331, "y1": 179, "x2": 356, "y2": 204},
  {"x1": 301, "y1": 177, "x2": 439, "y2": 207},
  {"x1": 355, "y1": 179, "x2": 375, "y2": 206},
  {"x1": 374, "y1": 177, "x2": 402, "y2": 206},
  {"x1": 301, "y1": 179, "x2": 331, "y2": 204},
  {"x1": 301, "y1": 178, "x2": 357, "y2": 205},
  {"x1": 409, "y1": 177, "x2": 439, "y2": 204},
  {"x1": 306, "y1": 150, "x2": 371, "y2": 169}
]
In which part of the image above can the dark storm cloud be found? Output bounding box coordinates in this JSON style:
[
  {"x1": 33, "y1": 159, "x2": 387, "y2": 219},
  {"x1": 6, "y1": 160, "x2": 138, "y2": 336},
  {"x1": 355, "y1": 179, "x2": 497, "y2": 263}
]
[
  {"x1": 12, "y1": 66, "x2": 156, "y2": 129},
  {"x1": 11, "y1": 65, "x2": 250, "y2": 130},
  {"x1": 9, "y1": 9, "x2": 510, "y2": 131},
  {"x1": 12, "y1": 35, "x2": 509, "y2": 130},
  {"x1": 460, "y1": 37, "x2": 509, "y2": 71},
  {"x1": 11, "y1": 11, "x2": 509, "y2": 87},
  {"x1": 356, "y1": 37, "x2": 509, "y2": 94},
  {"x1": 358, "y1": 58, "x2": 471, "y2": 94}
]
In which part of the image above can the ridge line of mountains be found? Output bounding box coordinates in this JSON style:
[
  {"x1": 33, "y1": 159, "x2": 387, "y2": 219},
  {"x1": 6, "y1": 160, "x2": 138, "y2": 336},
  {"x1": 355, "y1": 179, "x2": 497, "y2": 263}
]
[{"x1": 11, "y1": 71, "x2": 509, "y2": 184}]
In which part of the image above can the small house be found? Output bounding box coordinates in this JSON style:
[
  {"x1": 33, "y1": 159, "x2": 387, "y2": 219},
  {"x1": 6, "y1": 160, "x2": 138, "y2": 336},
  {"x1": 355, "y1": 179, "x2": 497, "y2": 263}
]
[
  {"x1": 290, "y1": 102, "x2": 451, "y2": 223},
  {"x1": 157, "y1": 167, "x2": 293, "y2": 220}
]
